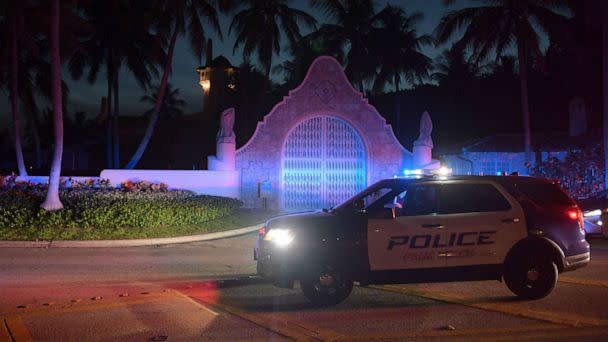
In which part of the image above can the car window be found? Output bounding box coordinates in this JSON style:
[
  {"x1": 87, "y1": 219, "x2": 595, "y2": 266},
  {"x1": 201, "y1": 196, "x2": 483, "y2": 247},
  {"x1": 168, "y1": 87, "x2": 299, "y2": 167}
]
[
  {"x1": 399, "y1": 185, "x2": 438, "y2": 216},
  {"x1": 334, "y1": 181, "x2": 398, "y2": 211},
  {"x1": 343, "y1": 186, "x2": 395, "y2": 213},
  {"x1": 513, "y1": 182, "x2": 575, "y2": 207},
  {"x1": 362, "y1": 188, "x2": 393, "y2": 208},
  {"x1": 438, "y1": 183, "x2": 511, "y2": 214}
]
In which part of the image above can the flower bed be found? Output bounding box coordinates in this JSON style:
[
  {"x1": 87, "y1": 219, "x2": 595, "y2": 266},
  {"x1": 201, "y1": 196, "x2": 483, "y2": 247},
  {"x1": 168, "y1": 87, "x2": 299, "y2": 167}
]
[
  {"x1": 528, "y1": 144, "x2": 605, "y2": 199},
  {"x1": 0, "y1": 176, "x2": 242, "y2": 240}
]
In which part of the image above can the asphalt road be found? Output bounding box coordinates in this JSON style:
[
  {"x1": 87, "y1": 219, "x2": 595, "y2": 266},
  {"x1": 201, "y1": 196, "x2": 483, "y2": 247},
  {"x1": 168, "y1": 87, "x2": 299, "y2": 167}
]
[{"x1": 2, "y1": 235, "x2": 608, "y2": 341}]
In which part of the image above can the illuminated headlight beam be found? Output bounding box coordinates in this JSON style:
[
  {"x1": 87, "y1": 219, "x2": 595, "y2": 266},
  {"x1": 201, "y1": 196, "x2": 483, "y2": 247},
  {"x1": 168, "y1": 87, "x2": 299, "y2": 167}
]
[{"x1": 263, "y1": 228, "x2": 294, "y2": 247}]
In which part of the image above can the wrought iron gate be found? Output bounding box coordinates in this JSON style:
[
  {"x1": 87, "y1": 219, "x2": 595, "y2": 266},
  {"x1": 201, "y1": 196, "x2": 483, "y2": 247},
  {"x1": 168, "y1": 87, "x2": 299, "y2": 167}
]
[{"x1": 282, "y1": 116, "x2": 366, "y2": 211}]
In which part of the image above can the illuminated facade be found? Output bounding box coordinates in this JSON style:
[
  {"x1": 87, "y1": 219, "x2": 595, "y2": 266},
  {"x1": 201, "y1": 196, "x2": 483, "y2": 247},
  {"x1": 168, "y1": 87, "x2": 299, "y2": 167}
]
[
  {"x1": 440, "y1": 133, "x2": 576, "y2": 176},
  {"x1": 236, "y1": 56, "x2": 414, "y2": 211}
]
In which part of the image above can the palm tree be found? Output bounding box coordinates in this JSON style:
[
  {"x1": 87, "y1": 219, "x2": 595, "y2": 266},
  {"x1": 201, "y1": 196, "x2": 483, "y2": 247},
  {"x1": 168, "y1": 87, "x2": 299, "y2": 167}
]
[
  {"x1": 41, "y1": 0, "x2": 63, "y2": 210},
  {"x1": 435, "y1": 0, "x2": 571, "y2": 164},
  {"x1": 311, "y1": 0, "x2": 377, "y2": 91},
  {"x1": 125, "y1": 83, "x2": 186, "y2": 167},
  {"x1": 274, "y1": 32, "x2": 344, "y2": 88},
  {"x1": 370, "y1": 6, "x2": 433, "y2": 93},
  {"x1": 230, "y1": 0, "x2": 317, "y2": 89},
  {"x1": 141, "y1": 83, "x2": 186, "y2": 119},
  {"x1": 3, "y1": 2, "x2": 40, "y2": 176},
  {"x1": 431, "y1": 46, "x2": 481, "y2": 88},
  {"x1": 233, "y1": 61, "x2": 268, "y2": 144},
  {"x1": 603, "y1": 2, "x2": 608, "y2": 190},
  {"x1": 2, "y1": 1, "x2": 77, "y2": 175},
  {"x1": 20, "y1": 73, "x2": 43, "y2": 171},
  {"x1": 366, "y1": 5, "x2": 432, "y2": 139},
  {"x1": 68, "y1": 0, "x2": 163, "y2": 169},
  {"x1": 124, "y1": 0, "x2": 232, "y2": 169}
]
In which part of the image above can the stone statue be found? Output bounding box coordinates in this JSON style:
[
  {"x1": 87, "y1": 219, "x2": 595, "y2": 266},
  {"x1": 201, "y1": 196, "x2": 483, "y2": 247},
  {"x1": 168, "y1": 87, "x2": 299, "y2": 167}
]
[
  {"x1": 208, "y1": 107, "x2": 236, "y2": 171},
  {"x1": 414, "y1": 111, "x2": 433, "y2": 148},
  {"x1": 412, "y1": 110, "x2": 439, "y2": 170},
  {"x1": 217, "y1": 108, "x2": 236, "y2": 144}
]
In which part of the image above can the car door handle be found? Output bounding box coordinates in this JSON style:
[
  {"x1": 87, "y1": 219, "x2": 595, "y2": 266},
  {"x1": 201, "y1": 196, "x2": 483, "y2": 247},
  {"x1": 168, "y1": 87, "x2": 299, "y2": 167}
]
[
  {"x1": 421, "y1": 223, "x2": 445, "y2": 229},
  {"x1": 501, "y1": 218, "x2": 520, "y2": 223}
]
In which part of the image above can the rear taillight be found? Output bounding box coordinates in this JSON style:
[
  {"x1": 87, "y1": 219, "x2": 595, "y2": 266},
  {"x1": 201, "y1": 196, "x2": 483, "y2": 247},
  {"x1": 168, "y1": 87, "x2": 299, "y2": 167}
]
[
  {"x1": 258, "y1": 226, "x2": 266, "y2": 237},
  {"x1": 566, "y1": 209, "x2": 584, "y2": 233}
]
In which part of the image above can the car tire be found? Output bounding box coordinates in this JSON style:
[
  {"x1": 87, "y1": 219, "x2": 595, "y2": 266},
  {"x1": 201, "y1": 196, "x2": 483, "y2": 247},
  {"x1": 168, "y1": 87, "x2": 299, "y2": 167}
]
[
  {"x1": 300, "y1": 265, "x2": 353, "y2": 306},
  {"x1": 504, "y1": 254, "x2": 558, "y2": 300}
]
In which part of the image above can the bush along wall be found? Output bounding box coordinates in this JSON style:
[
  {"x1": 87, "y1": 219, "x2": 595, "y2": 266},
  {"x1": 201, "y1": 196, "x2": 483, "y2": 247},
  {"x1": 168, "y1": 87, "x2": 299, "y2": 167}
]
[
  {"x1": 0, "y1": 176, "x2": 242, "y2": 239},
  {"x1": 528, "y1": 144, "x2": 604, "y2": 199}
]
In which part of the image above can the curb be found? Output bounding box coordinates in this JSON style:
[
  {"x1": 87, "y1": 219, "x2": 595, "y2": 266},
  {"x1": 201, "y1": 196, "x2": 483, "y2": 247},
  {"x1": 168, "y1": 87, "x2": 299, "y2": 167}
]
[{"x1": 0, "y1": 223, "x2": 264, "y2": 248}]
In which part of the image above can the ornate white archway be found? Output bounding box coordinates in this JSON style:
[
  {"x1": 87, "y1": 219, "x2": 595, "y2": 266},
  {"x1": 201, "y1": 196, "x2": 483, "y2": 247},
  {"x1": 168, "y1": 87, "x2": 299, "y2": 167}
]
[
  {"x1": 282, "y1": 116, "x2": 366, "y2": 211},
  {"x1": 236, "y1": 56, "x2": 411, "y2": 209}
]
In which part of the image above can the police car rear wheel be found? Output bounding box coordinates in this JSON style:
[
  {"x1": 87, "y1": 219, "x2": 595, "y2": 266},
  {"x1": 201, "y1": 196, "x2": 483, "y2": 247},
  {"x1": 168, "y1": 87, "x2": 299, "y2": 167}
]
[
  {"x1": 300, "y1": 266, "x2": 353, "y2": 306},
  {"x1": 504, "y1": 256, "x2": 558, "y2": 300}
]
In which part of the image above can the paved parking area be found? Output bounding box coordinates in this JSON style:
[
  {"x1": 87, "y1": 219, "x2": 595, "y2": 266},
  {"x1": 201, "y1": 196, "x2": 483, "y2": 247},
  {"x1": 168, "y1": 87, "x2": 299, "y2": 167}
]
[{"x1": 2, "y1": 235, "x2": 608, "y2": 341}]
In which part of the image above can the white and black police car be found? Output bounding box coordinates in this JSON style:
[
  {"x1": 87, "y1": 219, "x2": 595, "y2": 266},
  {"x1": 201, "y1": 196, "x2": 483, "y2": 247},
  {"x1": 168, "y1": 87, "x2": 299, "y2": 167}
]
[{"x1": 254, "y1": 171, "x2": 590, "y2": 306}]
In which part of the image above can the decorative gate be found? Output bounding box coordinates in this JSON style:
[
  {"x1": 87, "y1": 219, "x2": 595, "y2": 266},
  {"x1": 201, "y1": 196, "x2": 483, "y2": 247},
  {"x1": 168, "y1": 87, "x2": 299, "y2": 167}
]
[{"x1": 282, "y1": 116, "x2": 366, "y2": 211}]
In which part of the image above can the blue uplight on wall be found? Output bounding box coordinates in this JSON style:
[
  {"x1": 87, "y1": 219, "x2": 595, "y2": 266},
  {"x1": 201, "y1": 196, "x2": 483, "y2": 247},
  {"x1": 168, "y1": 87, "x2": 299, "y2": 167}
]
[{"x1": 282, "y1": 116, "x2": 366, "y2": 211}]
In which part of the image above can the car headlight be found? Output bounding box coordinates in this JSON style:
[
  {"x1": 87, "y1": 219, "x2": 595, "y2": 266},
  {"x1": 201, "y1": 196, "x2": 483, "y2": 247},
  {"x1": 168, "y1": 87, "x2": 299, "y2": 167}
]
[
  {"x1": 583, "y1": 209, "x2": 602, "y2": 217},
  {"x1": 263, "y1": 228, "x2": 294, "y2": 247}
]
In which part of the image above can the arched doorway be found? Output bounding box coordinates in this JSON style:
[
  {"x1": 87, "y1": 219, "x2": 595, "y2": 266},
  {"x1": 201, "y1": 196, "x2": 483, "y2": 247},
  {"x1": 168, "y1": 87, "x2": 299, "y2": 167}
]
[{"x1": 282, "y1": 116, "x2": 366, "y2": 211}]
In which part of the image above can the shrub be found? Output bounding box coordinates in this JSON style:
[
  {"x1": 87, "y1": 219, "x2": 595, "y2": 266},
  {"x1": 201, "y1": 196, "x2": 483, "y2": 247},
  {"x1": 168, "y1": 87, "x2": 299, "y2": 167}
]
[
  {"x1": 0, "y1": 184, "x2": 242, "y2": 235},
  {"x1": 528, "y1": 144, "x2": 605, "y2": 199}
]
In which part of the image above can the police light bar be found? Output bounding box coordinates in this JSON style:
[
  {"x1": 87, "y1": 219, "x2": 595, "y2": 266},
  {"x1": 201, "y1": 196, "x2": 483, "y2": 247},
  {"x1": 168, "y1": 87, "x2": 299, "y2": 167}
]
[
  {"x1": 401, "y1": 167, "x2": 452, "y2": 177},
  {"x1": 436, "y1": 167, "x2": 452, "y2": 176},
  {"x1": 403, "y1": 169, "x2": 424, "y2": 176}
]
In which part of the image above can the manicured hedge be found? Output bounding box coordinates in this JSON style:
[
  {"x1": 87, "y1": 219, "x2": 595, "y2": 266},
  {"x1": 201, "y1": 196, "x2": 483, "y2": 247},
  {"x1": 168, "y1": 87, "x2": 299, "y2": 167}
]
[{"x1": 0, "y1": 178, "x2": 241, "y2": 240}]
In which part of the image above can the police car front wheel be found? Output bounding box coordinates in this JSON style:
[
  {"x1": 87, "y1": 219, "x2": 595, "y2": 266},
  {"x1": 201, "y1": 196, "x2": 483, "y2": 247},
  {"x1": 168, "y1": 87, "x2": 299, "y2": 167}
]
[
  {"x1": 504, "y1": 256, "x2": 558, "y2": 300},
  {"x1": 300, "y1": 266, "x2": 353, "y2": 306}
]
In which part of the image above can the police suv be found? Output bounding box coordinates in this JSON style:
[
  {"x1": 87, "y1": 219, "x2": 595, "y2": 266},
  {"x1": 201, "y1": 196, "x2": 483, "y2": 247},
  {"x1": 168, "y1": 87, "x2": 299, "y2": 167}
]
[{"x1": 255, "y1": 173, "x2": 590, "y2": 306}]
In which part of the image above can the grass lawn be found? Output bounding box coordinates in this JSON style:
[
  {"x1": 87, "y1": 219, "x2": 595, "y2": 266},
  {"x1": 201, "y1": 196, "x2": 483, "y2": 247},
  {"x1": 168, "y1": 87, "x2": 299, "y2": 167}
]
[{"x1": 0, "y1": 209, "x2": 281, "y2": 241}]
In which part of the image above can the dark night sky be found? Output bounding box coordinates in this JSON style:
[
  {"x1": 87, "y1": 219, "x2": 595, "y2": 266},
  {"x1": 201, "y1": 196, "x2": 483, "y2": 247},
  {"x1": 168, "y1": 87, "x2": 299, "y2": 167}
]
[{"x1": 1, "y1": 0, "x2": 476, "y2": 129}]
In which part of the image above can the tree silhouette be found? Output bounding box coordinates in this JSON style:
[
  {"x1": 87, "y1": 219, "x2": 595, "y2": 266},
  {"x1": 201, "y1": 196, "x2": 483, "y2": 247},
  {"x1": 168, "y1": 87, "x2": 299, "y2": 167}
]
[
  {"x1": 124, "y1": 0, "x2": 232, "y2": 169},
  {"x1": 41, "y1": 0, "x2": 64, "y2": 210},
  {"x1": 370, "y1": 6, "x2": 432, "y2": 93},
  {"x1": 230, "y1": 0, "x2": 317, "y2": 89},
  {"x1": 436, "y1": 0, "x2": 571, "y2": 164},
  {"x1": 140, "y1": 83, "x2": 186, "y2": 120},
  {"x1": 311, "y1": 0, "x2": 378, "y2": 91},
  {"x1": 68, "y1": 0, "x2": 163, "y2": 168}
]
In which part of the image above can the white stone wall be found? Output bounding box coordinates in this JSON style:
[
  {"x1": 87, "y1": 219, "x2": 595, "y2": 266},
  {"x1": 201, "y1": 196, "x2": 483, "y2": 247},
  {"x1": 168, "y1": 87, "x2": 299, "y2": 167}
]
[{"x1": 100, "y1": 169, "x2": 241, "y2": 198}]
